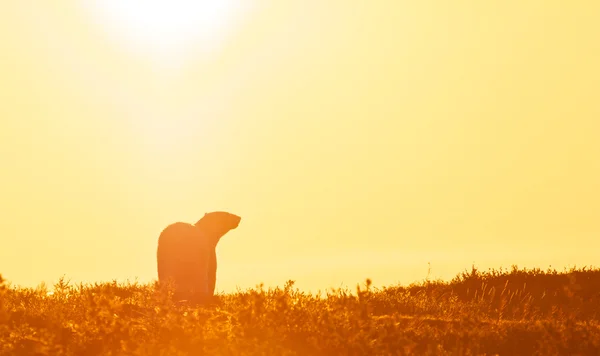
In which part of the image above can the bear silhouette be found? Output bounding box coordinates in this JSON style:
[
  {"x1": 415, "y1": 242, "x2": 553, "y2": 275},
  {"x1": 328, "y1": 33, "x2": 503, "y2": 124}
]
[{"x1": 157, "y1": 211, "x2": 241, "y2": 302}]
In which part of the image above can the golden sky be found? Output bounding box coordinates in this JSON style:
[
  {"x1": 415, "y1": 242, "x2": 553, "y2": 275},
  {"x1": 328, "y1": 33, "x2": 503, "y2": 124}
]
[{"x1": 0, "y1": 1, "x2": 599, "y2": 293}]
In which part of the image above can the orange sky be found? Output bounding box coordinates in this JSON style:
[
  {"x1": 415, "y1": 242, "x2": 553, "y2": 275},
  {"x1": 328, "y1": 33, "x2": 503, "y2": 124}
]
[{"x1": 0, "y1": 1, "x2": 599, "y2": 293}]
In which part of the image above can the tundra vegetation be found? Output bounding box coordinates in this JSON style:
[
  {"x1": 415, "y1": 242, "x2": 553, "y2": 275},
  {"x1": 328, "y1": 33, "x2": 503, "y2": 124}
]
[{"x1": 1, "y1": 266, "x2": 600, "y2": 355}]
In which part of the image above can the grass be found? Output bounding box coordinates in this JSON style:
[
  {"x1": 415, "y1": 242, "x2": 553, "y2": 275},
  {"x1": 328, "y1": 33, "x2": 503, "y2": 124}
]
[{"x1": 1, "y1": 265, "x2": 600, "y2": 355}]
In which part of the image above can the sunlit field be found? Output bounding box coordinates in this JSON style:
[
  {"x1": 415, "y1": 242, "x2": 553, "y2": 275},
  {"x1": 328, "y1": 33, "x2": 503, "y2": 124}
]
[
  {"x1": 2, "y1": 2, "x2": 600, "y2": 355},
  {"x1": 2, "y1": 266, "x2": 600, "y2": 355}
]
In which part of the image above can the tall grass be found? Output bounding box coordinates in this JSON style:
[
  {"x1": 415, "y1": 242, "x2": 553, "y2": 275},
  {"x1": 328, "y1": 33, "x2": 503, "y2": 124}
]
[{"x1": 1, "y1": 266, "x2": 600, "y2": 355}]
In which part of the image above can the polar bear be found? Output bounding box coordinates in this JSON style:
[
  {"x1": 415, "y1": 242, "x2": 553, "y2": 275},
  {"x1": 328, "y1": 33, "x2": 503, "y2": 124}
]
[{"x1": 157, "y1": 211, "x2": 241, "y2": 301}]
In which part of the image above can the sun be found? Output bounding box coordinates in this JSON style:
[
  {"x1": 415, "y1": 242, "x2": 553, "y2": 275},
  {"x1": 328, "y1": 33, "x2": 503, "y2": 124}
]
[{"x1": 81, "y1": 1, "x2": 251, "y2": 66}]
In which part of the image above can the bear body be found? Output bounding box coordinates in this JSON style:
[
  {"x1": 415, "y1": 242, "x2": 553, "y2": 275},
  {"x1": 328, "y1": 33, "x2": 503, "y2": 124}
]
[
  {"x1": 157, "y1": 222, "x2": 211, "y2": 301},
  {"x1": 157, "y1": 212, "x2": 241, "y2": 301}
]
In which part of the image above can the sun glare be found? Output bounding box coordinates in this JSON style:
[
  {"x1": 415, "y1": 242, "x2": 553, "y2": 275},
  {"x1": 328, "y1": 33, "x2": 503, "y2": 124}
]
[{"x1": 81, "y1": 1, "x2": 251, "y2": 67}]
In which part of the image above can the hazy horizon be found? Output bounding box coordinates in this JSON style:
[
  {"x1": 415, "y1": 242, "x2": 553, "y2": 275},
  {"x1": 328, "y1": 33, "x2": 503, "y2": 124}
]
[{"x1": 1, "y1": 1, "x2": 599, "y2": 293}]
